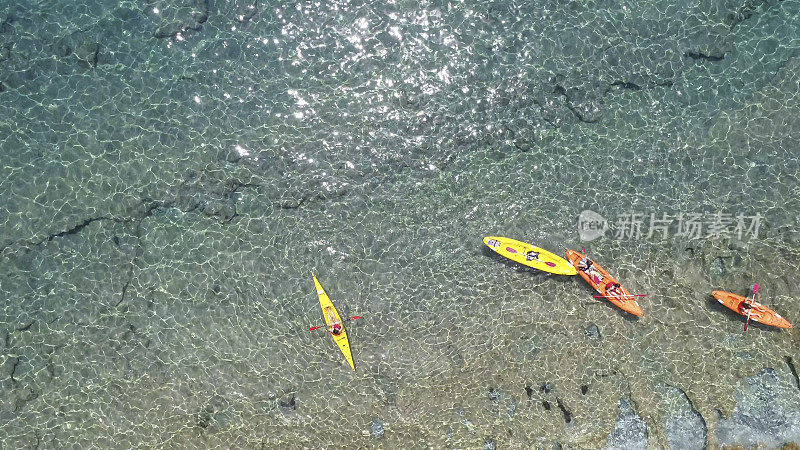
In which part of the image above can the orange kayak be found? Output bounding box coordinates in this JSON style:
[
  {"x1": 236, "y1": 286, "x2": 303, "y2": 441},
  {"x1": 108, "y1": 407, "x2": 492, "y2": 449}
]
[
  {"x1": 712, "y1": 290, "x2": 792, "y2": 329},
  {"x1": 566, "y1": 249, "x2": 643, "y2": 316}
]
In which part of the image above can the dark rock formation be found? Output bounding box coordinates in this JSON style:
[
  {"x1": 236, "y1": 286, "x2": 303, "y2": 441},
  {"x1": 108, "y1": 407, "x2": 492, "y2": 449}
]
[
  {"x1": 278, "y1": 394, "x2": 296, "y2": 412},
  {"x1": 586, "y1": 323, "x2": 602, "y2": 340},
  {"x1": 556, "y1": 398, "x2": 572, "y2": 424}
]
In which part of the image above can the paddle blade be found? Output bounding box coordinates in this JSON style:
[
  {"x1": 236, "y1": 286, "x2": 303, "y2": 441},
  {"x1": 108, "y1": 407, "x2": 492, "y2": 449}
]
[
  {"x1": 752, "y1": 284, "x2": 759, "y2": 294},
  {"x1": 349, "y1": 316, "x2": 363, "y2": 320},
  {"x1": 309, "y1": 325, "x2": 323, "y2": 331},
  {"x1": 545, "y1": 262, "x2": 556, "y2": 267}
]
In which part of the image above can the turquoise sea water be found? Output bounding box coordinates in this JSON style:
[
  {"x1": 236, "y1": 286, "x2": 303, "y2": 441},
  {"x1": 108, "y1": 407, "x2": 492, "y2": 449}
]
[{"x1": 1, "y1": 0, "x2": 800, "y2": 447}]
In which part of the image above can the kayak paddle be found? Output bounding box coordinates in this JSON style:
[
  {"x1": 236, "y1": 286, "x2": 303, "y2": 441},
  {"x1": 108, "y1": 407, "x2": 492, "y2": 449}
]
[
  {"x1": 744, "y1": 284, "x2": 758, "y2": 331},
  {"x1": 309, "y1": 316, "x2": 363, "y2": 331},
  {"x1": 593, "y1": 294, "x2": 647, "y2": 298}
]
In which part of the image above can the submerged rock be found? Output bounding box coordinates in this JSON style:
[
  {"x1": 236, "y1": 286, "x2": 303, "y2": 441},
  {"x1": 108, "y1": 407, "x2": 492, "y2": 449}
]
[
  {"x1": 663, "y1": 387, "x2": 706, "y2": 449},
  {"x1": 75, "y1": 40, "x2": 99, "y2": 69},
  {"x1": 278, "y1": 394, "x2": 296, "y2": 413},
  {"x1": 371, "y1": 418, "x2": 384, "y2": 439},
  {"x1": 507, "y1": 397, "x2": 517, "y2": 418},
  {"x1": 716, "y1": 368, "x2": 800, "y2": 447},
  {"x1": 709, "y1": 257, "x2": 726, "y2": 276},
  {"x1": 585, "y1": 322, "x2": 602, "y2": 340},
  {"x1": 149, "y1": 0, "x2": 210, "y2": 39},
  {"x1": 488, "y1": 387, "x2": 500, "y2": 403},
  {"x1": 605, "y1": 397, "x2": 647, "y2": 449},
  {"x1": 196, "y1": 406, "x2": 213, "y2": 429}
]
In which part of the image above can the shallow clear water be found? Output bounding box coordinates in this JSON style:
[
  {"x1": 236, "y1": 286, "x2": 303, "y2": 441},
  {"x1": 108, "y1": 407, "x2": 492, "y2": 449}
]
[{"x1": 1, "y1": 0, "x2": 799, "y2": 447}]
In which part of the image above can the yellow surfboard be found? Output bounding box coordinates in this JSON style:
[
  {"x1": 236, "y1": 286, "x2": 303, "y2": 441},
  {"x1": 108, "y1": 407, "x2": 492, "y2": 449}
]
[
  {"x1": 484, "y1": 236, "x2": 577, "y2": 276},
  {"x1": 313, "y1": 275, "x2": 355, "y2": 371}
]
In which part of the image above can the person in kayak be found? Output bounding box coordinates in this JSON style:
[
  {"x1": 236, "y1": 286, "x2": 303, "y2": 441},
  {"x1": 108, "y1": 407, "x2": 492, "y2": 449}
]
[
  {"x1": 738, "y1": 300, "x2": 753, "y2": 315},
  {"x1": 578, "y1": 257, "x2": 603, "y2": 284},
  {"x1": 606, "y1": 282, "x2": 623, "y2": 298},
  {"x1": 526, "y1": 251, "x2": 540, "y2": 261},
  {"x1": 324, "y1": 306, "x2": 343, "y2": 336}
]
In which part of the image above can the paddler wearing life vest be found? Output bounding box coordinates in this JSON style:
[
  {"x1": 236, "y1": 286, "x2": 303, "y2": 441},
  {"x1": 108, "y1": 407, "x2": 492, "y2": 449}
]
[
  {"x1": 577, "y1": 256, "x2": 603, "y2": 284},
  {"x1": 605, "y1": 282, "x2": 623, "y2": 298},
  {"x1": 325, "y1": 306, "x2": 343, "y2": 336},
  {"x1": 738, "y1": 299, "x2": 753, "y2": 315}
]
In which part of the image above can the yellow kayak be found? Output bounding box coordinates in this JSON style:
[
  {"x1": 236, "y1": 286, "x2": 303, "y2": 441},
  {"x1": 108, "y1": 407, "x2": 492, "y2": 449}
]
[
  {"x1": 483, "y1": 236, "x2": 577, "y2": 275},
  {"x1": 313, "y1": 275, "x2": 355, "y2": 371}
]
